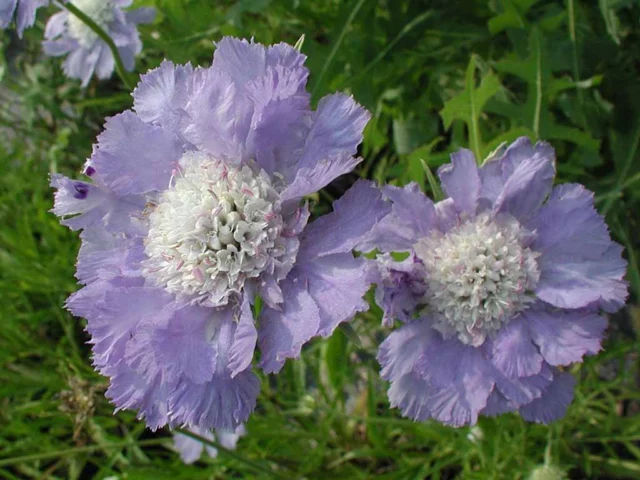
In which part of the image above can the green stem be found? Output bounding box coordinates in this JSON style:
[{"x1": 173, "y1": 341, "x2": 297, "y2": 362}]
[
  {"x1": 311, "y1": 0, "x2": 366, "y2": 100},
  {"x1": 63, "y1": 3, "x2": 134, "y2": 90},
  {"x1": 175, "y1": 429, "x2": 291, "y2": 479},
  {"x1": 0, "y1": 439, "x2": 166, "y2": 467}
]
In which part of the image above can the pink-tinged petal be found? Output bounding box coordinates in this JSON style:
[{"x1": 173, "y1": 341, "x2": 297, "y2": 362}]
[
  {"x1": 258, "y1": 278, "x2": 321, "y2": 374},
  {"x1": 92, "y1": 111, "x2": 184, "y2": 195},
  {"x1": 519, "y1": 371, "x2": 576, "y2": 423},
  {"x1": 524, "y1": 307, "x2": 607, "y2": 367},
  {"x1": 438, "y1": 148, "x2": 480, "y2": 215},
  {"x1": 530, "y1": 183, "x2": 628, "y2": 312}
]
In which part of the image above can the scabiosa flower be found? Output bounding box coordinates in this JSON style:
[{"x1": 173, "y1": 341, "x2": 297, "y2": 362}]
[
  {"x1": 173, "y1": 425, "x2": 245, "y2": 464},
  {"x1": 42, "y1": 0, "x2": 155, "y2": 86},
  {"x1": 52, "y1": 37, "x2": 389, "y2": 431},
  {"x1": 365, "y1": 138, "x2": 627, "y2": 427},
  {"x1": 0, "y1": 0, "x2": 49, "y2": 37}
]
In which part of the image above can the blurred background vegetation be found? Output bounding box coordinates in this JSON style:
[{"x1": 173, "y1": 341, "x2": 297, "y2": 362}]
[{"x1": 1, "y1": 0, "x2": 639, "y2": 478}]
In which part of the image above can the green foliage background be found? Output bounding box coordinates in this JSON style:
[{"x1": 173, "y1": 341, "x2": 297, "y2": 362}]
[{"x1": 1, "y1": 0, "x2": 639, "y2": 478}]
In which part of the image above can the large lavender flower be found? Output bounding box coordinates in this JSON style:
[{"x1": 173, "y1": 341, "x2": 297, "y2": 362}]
[
  {"x1": 0, "y1": 0, "x2": 48, "y2": 37},
  {"x1": 42, "y1": 0, "x2": 155, "y2": 87},
  {"x1": 52, "y1": 37, "x2": 389, "y2": 431},
  {"x1": 365, "y1": 138, "x2": 627, "y2": 427}
]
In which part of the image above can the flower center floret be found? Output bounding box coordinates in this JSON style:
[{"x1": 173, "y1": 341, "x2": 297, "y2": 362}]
[
  {"x1": 415, "y1": 212, "x2": 540, "y2": 346},
  {"x1": 144, "y1": 152, "x2": 285, "y2": 307},
  {"x1": 67, "y1": 0, "x2": 115, "y2": 48}
]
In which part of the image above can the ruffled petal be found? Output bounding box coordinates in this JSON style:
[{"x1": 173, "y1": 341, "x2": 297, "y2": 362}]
[
  {"x1": 167, "y1": 369, "x2": 259, "y2": 431},
  {"x1": 125, "y1": 303, "x2": 221, "y2": 385},
  {"x1": 132, "y1": 60, "x2": 195, "y2": 131},
  {"x1": 181, "y1": 69, "x2": 252, "y2": 161},
  {"x1": 228, "y1": 295, "x2": 258, "y2": 378},
  {"x1": 490, "y1": 317, "x2": 542, "y2": 378},
  {"x1": 298, "y1": 180, "x2": 391, "y2": 258},
  {"x1": 524, "y1": 307, "x2": 607, "y2": 367},
  {"x1": 280, "y1": 94, "x2": 370, "y2": 198},
  {"x1": 85, "y1": 286, "x2": 172, "y2": 375},
  {"x1": 106, "y1": 361, "x2": 169, "y2": 431},
  {"x1": 530, "y1": 183, "x2": 628, "y2": 311},
  {"x1": 492, "y1": 138, "x2": 555, "y2": 221},
  {"x1": 373, "y1": 253, "x2": 426, "y2": 326},
  {"x1": 417, "y1": 336, "x2": 495, "y2": 426},
  {"x1": 15, "y1": 0, "x2": 47, "y2": 37},
  {"x1": 76, "y1": 227, "x2": 145, "y2": 284},
  {"x1": 258, "y1": 278, "x2": 321, "y2": 374},
  {"x1": 298, "y1": 253, "x2": 370, "y2": 338},
  {"x1": 0, "y1": 0, "x2": 17, "y2": 29},
  {"x1": 491, "y1": 362, "x2": 552, "y2": 405},
  {"x1": 358, "y1": 183, "x2": 436, "y2": 253},
  {"x1": 379, "y1": 321, "x2": 495, "y2": 427},
  {"x1": 91, "y1": 111, "x2": 184, "y2": 195},
  {"x1": 50, "y1": 174, "x2": 146, "y2": 235},
  {"x1": 519, "y1": 371, "x2": 576, "y2": 423},
  {"x1": 437, "y1": 148, "x2": 480, "y2": 215}
]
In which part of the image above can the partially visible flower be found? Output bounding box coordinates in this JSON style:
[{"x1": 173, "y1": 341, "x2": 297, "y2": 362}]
[
  {"x1": 0, "y1": 0, "x2": 49, "y2": 37},
  {"x1": 365, "y1": 138, "x2": 627, "y2": 427},
  {"x1": 528, "y1": 464, "x2": 567, "y2": 480},
  {"x1": 173, "y1": 425, "x2": 245, "y2": 464},
  {"x1": 52, "y1": 38, "x2": 388, "y2": 432},
  {"x1": 42, "y1": 0, "x2": 155, "y2": 86}
]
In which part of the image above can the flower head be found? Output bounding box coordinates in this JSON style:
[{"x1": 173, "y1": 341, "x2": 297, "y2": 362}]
[
  {"x1": 365, "y1": 138, "x2": 627, "y2": 426},
  {"x1": 0, "y1": 0, "x2": 49, "y2": 37},
  {"x1": 42, "y1": 0, "x2": 155, "y2": 86},
  {"x1": 52, "y1": 37, "x2": 388, "y2": 431}
]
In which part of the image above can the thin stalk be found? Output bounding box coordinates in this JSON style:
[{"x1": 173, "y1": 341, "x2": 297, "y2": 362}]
[
  {"x1": 311, "y1": 0, "x2": 367, "y2": 100},
  {"x1": 0, "y1": 439, "x2": 166, "y2": 467},
  {"x1": 63, "y1": 3, "x2": 134, "y2": 90}
]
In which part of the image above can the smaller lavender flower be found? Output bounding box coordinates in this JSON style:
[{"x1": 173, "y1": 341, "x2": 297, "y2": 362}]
[
  {"x1": 364, "y1": 138, "x2": 628, "y2": 427},
  {"x1": 0, "y1": 0, "x2": 49, "y2": 37},
  {"x1": 42, "y1": 0, "x2": 155, "y2": 87},
  {"x1": 173, "y1": 425, "x2": 245, "y2": 464}
]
